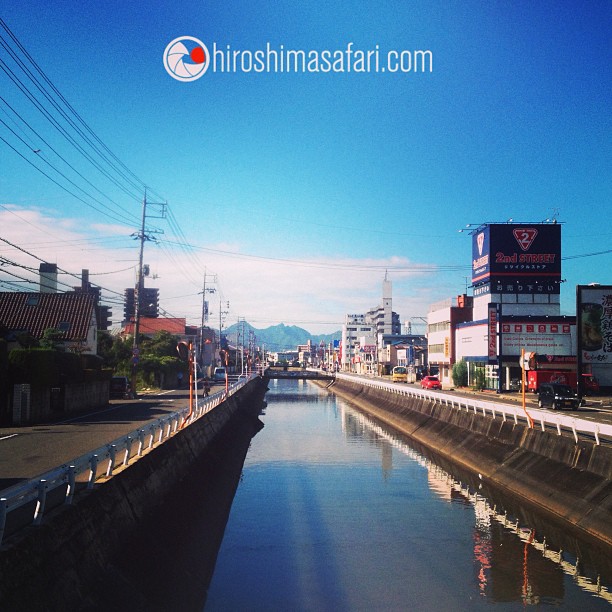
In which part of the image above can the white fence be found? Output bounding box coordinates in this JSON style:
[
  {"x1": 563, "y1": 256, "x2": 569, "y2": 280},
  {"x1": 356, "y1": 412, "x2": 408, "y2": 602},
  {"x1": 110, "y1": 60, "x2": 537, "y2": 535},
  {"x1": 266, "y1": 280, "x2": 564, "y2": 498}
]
[
  {"x1": 335, "y1": 372, "x2": 612, "y2": 446},
  {"x1": 0, "y1": 374, "x2": 256, "y2": 545}
]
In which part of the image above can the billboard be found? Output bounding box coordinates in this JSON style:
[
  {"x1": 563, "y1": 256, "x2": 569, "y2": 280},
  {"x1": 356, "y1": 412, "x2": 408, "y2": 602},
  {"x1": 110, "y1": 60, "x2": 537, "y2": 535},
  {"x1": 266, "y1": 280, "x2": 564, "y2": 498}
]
[
  {"x1": 577, "y1": 285, "x2": 612, "y2": 364},
  {"x1": 472, "y1": 223, "x2": 562, "y2": 294},
  {"x1": 500, "y1": 321, "x2": 573, "y2": 356},
  {"x1": 487, "y1": 304, "x2": 497, "y2": 363}
]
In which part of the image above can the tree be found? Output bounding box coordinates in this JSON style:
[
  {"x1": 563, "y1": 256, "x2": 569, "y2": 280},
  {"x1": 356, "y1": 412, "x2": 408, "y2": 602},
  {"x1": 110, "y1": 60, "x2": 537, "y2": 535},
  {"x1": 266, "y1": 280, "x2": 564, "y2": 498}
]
[
  {"x1": 141, "y1": 330, "x2": 178, "y2": 358},
  {"x1": 98, "y1": 333, "x2": 132, "y2": 374},
  {"x1": 473, "y1": 367, "x2": 486, "y2": 391},
  {"x1": 451, "y1": 359, "x2": 468, "y2": 387},
  {"x1": 40, "y1": 328, "x2": 64, "y2": 351}
]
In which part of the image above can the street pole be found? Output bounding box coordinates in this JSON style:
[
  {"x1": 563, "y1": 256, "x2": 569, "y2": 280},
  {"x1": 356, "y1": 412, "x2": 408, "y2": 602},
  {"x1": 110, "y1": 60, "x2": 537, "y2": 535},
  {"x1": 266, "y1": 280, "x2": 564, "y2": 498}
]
[
  {"x1": 199, "y1": 271, "x2": 209, "y2": 367},
  {"x1": 497, "y1": 303, "x2": 503, "y2": 393},
  {"x1": 130, "y1": 190, "x2": 166, "y2": 397},
  {"x1": 131, "y1": 193, "x2": 147, "y2": 396}
]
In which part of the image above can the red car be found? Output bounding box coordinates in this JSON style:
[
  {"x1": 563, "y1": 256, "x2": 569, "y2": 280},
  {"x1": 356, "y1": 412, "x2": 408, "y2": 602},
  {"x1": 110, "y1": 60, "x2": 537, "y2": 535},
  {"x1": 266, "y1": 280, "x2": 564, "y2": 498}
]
[{"x1": 421, "y1": 375, "x2": 442, "y2": 390}]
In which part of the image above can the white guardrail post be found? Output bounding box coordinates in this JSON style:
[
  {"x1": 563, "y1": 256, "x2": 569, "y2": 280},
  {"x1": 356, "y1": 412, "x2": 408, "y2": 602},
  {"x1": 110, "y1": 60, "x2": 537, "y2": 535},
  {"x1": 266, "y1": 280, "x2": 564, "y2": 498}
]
[{"x1": 0, "y1": 374, "x2": 258, "y2": 546}]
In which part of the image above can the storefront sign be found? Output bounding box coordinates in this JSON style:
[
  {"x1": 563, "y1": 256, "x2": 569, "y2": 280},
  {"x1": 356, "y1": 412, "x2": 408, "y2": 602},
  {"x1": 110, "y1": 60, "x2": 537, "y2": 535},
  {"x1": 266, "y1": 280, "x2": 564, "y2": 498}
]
[
  {"x1": 472, "y1": 223, "x2": 561, "y2": 294},
  {"x1": 488, "y1": 304, "x2": 497, "y2": 363},
  {"x1": 577, "y1": 285, "x2": 612, "y2": 364}
]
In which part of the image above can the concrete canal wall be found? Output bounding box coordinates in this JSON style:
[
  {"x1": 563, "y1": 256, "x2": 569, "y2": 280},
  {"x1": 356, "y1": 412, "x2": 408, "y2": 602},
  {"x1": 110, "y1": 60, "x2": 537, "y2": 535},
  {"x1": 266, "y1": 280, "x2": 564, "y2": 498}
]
[
  {"x1": 327, "y1": 377, "x2": 612, "y2": 549},
  {"x1": 0, "y1": 377, "x2": 268, "y2": 611}
]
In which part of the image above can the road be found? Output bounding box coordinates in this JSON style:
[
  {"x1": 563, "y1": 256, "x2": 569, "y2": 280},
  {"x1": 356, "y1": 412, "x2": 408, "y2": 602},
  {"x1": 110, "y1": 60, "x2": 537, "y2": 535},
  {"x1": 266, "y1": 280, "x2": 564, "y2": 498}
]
[{"x1": 0, "y1": 386, "x2": 204, "y2": 491}]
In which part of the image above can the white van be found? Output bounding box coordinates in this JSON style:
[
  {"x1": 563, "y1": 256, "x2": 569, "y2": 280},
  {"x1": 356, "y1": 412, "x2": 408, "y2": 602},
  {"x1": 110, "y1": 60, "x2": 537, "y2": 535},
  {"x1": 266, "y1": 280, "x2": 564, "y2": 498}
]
[{"x1": 213, "y1": 367, "x2": 227, "y2": 382}]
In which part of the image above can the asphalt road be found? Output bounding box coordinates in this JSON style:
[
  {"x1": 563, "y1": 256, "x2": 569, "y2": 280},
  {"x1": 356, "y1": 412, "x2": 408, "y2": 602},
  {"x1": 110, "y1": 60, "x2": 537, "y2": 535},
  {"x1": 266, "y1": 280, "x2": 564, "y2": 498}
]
[{"x1": 0, "y1": 387, "x2": 197, "y2": 491}]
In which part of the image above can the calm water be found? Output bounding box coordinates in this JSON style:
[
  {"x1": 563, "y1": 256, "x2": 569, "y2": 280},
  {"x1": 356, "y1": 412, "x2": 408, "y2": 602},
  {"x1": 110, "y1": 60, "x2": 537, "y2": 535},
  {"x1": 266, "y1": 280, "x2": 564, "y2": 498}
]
[{"x1": 205, "y1": 379, "x2": 612, "y2": 611}]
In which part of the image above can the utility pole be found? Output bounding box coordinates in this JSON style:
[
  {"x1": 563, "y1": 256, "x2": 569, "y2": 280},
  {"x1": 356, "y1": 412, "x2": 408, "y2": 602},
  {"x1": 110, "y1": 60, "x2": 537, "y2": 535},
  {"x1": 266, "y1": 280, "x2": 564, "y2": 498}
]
[
  {"x1": 218, "y1": 298, "x2": 229, "y2": 365},
  {"x1": 198, "y1": 270, "x2": 216, "y2": 367},
  {"x1": 131, "y1": 190, "x2": 166, "y2": 396}
]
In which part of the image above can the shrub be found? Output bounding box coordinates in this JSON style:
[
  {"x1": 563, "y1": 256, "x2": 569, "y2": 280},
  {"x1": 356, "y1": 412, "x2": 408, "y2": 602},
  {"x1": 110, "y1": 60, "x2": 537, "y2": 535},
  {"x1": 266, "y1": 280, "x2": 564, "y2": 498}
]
[
  {"x1": 472, "y1": 368, "x2": 486, "y2": 391},
  {"x1": 451, "y1": 359, "x2": 468, "y2": 387},
  {"x1": 8, "y1": 349, "x2": 82, "y2": 386}
]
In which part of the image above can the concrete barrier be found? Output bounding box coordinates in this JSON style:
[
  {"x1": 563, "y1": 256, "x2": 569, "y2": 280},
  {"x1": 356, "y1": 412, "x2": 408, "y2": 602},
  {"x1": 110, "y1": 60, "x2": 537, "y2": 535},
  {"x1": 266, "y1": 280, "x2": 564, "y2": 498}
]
[
  {"x1": 327, "y1": 377, "x2": 612, "y2": 549},
  {"x1": 0, "y1": 377, "x2": 268, "y2": 610}
]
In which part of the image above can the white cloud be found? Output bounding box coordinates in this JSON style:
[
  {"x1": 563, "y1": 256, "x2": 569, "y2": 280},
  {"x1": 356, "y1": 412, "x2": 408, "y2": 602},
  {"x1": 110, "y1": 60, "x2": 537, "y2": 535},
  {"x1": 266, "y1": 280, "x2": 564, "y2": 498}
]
[{"x1": 0, "y1": 205, "x2": 450, "y2": 334}]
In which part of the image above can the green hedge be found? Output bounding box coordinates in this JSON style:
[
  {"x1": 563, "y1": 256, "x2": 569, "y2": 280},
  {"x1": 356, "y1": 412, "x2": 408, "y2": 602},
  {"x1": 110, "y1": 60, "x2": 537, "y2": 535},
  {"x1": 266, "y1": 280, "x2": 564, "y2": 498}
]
[{"x1": 8, "y1": 349, "x2": 83, "y2": 386}]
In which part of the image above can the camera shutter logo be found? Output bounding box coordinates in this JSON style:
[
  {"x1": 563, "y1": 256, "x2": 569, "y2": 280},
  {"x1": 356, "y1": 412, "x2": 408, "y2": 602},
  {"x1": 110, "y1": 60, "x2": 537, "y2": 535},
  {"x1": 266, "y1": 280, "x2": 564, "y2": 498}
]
[{"x1": 163, "y1": 36, "x2": 210, "y2": 81}]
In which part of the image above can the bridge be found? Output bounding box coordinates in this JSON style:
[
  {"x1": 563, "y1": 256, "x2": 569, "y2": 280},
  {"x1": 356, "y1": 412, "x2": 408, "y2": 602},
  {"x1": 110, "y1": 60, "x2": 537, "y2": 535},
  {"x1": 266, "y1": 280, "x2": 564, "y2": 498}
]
[{"x1": 263, "y1": 367, "x2": 335, "y2": 380}]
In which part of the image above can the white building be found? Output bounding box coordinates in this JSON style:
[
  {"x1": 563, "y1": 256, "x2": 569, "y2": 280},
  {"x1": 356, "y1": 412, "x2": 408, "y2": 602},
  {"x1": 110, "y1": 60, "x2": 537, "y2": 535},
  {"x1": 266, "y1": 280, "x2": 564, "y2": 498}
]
[
  {"x1": 426, "y1": 295, "x2": 473, "y2": 386},
  {"x1": 341, "y1": 274, "x2": 401, "y2": 373},
  {"x1": 341, "y1": 314, "x2": 375, "y2": 373},
  {"x1": 450, "y1": 222, "x2": 575, "y2": 390}
]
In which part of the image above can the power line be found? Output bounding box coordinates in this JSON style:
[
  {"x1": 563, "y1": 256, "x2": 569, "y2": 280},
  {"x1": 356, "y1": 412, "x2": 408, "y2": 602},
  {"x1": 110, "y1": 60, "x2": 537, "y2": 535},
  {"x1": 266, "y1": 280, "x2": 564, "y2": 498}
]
[
  {"x1": 0, "y1": 22, "x2": 144, "y2": 201},
  {"x1": 0, "y1": 96, "x2": 140, "y2": 226}
]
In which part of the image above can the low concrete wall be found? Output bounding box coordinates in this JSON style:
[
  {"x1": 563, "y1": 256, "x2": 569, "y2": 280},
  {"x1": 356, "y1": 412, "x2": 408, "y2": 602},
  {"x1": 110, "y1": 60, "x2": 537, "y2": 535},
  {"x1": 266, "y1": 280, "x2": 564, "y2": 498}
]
[
  {"x1": 327, "y1": 377, "x2": 612, "y2": 549},
  {"x1": 11, "y1": 379, "x2": 109, "y2": 425},
  {"x1": 0, "y1": 377, "x2": 268, "y2": 611}
]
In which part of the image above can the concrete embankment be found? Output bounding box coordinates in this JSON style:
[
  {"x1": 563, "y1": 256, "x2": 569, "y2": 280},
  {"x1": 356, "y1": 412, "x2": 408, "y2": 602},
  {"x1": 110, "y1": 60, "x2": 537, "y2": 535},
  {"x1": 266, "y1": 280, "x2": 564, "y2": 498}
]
[
  {"x1": 0, "y1": 377, "x2": 268, "y2": 612},
  {"x1": 325, "y1": 377, "x2": 612, "y2": 549}
]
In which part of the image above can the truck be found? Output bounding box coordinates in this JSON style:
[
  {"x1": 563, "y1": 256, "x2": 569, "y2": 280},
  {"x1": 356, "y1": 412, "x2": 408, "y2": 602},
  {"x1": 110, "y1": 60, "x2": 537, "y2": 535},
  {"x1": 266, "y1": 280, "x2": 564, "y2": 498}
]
[{"x1": 526, "y1": 370, "x2": 599, "y2": 394}]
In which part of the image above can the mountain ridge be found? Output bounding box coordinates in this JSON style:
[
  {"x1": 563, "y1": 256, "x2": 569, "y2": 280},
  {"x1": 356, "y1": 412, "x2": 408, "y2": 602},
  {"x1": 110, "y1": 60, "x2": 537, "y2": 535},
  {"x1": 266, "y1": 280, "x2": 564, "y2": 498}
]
[{"x1": 224, "y1": 321, "x2": 341, "y2": 351}]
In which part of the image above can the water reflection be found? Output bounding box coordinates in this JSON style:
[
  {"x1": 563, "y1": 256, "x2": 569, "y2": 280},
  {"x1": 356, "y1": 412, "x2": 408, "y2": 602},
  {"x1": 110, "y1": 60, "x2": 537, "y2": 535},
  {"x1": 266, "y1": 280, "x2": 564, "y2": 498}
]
[
  {"x1": 205, "y1": 380, "x2": 612, "y2": 611},
  {"x1": 343, "y1": 401, "x2": 612, "y2": 607}
]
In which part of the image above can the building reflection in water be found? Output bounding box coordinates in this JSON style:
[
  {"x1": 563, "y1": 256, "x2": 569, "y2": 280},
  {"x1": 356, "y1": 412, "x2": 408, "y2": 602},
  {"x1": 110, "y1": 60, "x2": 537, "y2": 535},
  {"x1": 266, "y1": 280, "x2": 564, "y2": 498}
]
[{"x1": 339, "y1": 403, "x2": 612, "y2": 606}]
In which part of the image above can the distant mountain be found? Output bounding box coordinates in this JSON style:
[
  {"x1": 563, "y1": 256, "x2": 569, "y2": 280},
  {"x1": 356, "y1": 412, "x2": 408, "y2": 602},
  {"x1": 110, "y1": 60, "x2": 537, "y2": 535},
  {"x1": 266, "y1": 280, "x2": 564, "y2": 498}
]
[{"x1": 224, "y1": 321, "x2": 341, "y2": 351}]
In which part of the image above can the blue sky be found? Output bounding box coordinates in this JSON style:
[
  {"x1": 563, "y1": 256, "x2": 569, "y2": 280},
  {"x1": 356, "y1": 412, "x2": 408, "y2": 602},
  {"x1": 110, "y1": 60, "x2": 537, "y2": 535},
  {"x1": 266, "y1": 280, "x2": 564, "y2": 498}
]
[{"x1": 0, "y1": 1, "x2": 610, "y2": 334}]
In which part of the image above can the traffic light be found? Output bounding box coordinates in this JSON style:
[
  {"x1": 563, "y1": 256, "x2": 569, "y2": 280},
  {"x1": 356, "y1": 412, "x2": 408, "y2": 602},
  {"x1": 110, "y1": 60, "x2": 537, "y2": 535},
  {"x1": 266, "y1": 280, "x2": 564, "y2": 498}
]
[
  {"x1": 141, "y1": 288, "x2": 159, "y2": 318},
  {"x1": 124, "y1": 288, "x2": 135, "y2": 320},
  {"x1": 98, "y1": 305, "x2": 112, "y2": 331}
]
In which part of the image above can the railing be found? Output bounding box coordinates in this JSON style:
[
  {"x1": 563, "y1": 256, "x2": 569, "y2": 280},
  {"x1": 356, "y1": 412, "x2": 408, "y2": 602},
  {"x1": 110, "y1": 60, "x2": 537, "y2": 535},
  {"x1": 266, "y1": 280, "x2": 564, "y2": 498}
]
[
  {"x1": 335, "y1": 372, "x2": 612, "y2": 446},
  {"x1": 0, "y1": 374, "x2": 256, "y2": 545}
]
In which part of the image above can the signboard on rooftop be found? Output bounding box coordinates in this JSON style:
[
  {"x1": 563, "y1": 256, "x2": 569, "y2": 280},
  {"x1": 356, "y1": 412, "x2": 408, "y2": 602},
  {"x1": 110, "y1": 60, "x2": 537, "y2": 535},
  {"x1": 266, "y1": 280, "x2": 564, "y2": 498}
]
[{"x1": 471, "y1": 223, "x2": 561, "y2": 294}]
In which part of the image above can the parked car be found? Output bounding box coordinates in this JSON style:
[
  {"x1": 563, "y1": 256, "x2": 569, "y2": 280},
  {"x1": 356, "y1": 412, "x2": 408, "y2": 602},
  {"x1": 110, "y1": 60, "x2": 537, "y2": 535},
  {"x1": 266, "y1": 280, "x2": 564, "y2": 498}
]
[
  {"x1": 213, "y1": 367, "x2": 227, "y2": 382},
  {"x1": 110, "y1": 376, "x2": 132, "y2": 399},
  {"x1": 537, "y1": 383, "x2": 579, "y2": 410},
  {"x1": 392, "y1": 366, "x2": 408, "y2": 383},
  {"x1": 421, "y1": 375, "x2": 442, "y2": 390}
]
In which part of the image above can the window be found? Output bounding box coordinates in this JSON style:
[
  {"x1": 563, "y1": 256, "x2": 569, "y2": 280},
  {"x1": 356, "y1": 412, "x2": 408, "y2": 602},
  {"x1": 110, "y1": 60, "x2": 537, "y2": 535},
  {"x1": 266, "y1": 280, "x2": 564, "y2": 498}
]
[
  {"x1": 57, "y1": 321, "x2": 71, "y2": 332},
  {"x1": 428, "y1": 321, "x2": 450, "y2": 333},
  {"x1": 26, "y1": 295, "x2": 39, "y2": 306}
]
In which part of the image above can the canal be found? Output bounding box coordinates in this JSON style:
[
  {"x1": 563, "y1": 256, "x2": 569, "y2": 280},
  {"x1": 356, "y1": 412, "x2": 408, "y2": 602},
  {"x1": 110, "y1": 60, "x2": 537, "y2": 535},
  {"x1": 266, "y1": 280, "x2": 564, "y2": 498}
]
[{"x1": 204, "y1": 378, "x2": 612, "y2": 611}]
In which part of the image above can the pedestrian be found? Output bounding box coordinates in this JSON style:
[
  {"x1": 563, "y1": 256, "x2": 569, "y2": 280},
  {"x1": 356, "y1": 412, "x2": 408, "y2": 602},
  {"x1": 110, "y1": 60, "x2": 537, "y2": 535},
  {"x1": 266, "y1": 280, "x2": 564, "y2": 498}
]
[{"x1": 177, "y1": 371, "x2": 183, "y2": 388}]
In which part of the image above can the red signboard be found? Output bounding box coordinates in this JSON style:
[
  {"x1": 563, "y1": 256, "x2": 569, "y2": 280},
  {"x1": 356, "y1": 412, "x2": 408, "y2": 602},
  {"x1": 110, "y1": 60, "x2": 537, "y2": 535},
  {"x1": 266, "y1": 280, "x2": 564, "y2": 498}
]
[{"x1": 488, "y1": 305, "x2": 497, "y2": 363}]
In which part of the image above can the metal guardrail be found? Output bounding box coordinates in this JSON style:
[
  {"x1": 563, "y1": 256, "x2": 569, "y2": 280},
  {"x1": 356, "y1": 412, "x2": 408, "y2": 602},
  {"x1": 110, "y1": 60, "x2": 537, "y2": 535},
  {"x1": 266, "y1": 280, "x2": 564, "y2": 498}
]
[
  {"x1": 0, "y1": 374, "x2": 256, "y2": 545},
  {"x1": 334, "y1": 372, "x2": 612, "y2": 446}
]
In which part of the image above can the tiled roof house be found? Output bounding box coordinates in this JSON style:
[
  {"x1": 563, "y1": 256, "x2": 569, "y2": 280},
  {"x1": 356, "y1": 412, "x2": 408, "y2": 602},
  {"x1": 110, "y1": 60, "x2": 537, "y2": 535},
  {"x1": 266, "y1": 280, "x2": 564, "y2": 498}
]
[
  {"x1": 0, "y1": 292, "x2": 98, "y2": 355},
  {"x1": 121, "y1": 317, "x2": 187, "y2": 337}
]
